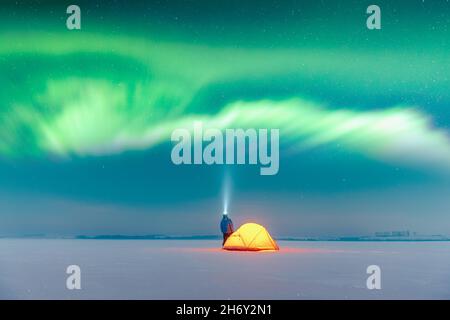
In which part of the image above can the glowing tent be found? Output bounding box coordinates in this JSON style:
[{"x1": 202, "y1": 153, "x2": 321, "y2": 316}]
[{"x1": 223, "y1": 223, "x2": 279, "y2": 251}]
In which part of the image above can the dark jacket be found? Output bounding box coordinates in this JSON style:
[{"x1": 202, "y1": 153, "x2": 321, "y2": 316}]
[{"x1": 220, "y1": 216, "x2": 234, "y2": 234}]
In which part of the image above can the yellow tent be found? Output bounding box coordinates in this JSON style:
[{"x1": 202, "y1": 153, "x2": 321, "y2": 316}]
[{"x1": 223, "y1": 223, "x2": 279, "y2": 251}]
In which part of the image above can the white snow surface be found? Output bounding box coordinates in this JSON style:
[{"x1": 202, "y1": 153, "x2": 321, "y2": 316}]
[{"x1": 0, "y1": 239, "x2": 449, "y2": 299}]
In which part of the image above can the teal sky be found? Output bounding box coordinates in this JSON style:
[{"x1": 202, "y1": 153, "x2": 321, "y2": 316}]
[{"x1": 0, "y1": 0, "x2": 449, "y2": 237}]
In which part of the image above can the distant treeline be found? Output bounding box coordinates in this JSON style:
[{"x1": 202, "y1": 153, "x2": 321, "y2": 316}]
[{"x1": 76, "y1": 235, "x2": 221, "y2": 240}]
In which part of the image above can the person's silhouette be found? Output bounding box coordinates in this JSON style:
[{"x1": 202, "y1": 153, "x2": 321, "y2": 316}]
[{"x1": 220, "y1": 214, "x2": 234, "y2": 246}]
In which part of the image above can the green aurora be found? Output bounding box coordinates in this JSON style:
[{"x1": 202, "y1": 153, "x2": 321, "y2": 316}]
[
  {"x1": 0, "y1": 0, "x2": 449, "y2": 236},
  {"x1": 1, "y1": 31, "x2": 449, "y2": 173}
]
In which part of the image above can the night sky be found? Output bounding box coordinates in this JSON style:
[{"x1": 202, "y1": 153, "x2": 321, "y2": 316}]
[{"x1": 0, "y1": 0, "x2": 449, "y2": 237}]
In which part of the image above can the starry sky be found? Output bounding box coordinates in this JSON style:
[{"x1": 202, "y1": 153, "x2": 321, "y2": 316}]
[{"x1": 0, "y1": 0, "x2": 449, "y2": 237}]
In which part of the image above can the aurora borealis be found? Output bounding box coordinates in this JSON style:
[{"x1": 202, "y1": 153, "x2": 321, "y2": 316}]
[
  {"x1": 1, "y1": 32, "x2": 450, "y2": 167},
  {"x1": 0, "y1": 0, "x2": 449, "y2": 237}
]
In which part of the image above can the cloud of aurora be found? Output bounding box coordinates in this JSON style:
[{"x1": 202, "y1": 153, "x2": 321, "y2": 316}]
[{"x1": 0, "y1": 32, "x2": 449, "y2": 173}]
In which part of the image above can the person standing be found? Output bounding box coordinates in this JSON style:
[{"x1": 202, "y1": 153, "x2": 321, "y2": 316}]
[{"x1": 220, "y1": 214, "x2": 234, "y2": 246}]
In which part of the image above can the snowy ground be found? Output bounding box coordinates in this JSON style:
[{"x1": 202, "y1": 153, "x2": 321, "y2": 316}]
[{"x1": 0, "y1": 239, "x2": 449, "y2": 299}]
